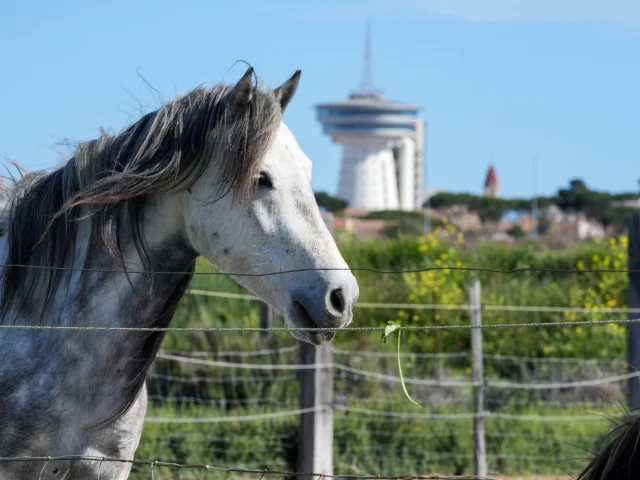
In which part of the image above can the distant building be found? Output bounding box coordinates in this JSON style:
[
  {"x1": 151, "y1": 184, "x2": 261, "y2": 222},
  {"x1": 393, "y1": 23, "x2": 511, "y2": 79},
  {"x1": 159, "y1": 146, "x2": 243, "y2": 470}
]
[
  {"x1": 542, "y1": 206, "x2": 605, "y2": 240},
  {"x1": 483, "y1": 165, "x2": 500, "y2": 198},
  {"x1": 315, "y1": 20, "x2": 425, "y2": 212}
]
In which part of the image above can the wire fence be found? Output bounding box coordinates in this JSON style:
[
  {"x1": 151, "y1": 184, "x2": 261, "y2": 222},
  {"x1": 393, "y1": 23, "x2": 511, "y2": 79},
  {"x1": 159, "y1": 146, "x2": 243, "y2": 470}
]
[
  {"x1": 137, "y1": 336, "x2": 628, "y2": 479},
  {"x1": 1, "y1": 262, "x2": 637, "y2": 479},
  {"x1": 113, "y1": 281, "x2": 635, "y2": 478}
]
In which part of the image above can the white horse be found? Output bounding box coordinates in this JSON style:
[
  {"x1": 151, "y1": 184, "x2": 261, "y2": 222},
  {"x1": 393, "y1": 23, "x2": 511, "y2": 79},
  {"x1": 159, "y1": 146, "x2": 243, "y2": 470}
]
[{"x1": 0, "y1": 67, "x2": 359, "y2": 479}]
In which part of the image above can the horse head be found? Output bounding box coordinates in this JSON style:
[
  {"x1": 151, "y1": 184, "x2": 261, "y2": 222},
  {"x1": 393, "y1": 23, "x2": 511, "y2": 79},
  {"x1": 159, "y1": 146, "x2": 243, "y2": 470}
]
[{"x1": 183, "y1": 68, "x2": 359, "y2": 345}]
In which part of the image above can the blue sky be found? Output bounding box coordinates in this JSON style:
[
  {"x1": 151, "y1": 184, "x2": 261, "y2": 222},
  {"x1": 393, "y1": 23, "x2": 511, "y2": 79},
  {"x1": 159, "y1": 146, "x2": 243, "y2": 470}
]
[{"x1": 1, "y1": 0, "x2": 639, "y2": 199}]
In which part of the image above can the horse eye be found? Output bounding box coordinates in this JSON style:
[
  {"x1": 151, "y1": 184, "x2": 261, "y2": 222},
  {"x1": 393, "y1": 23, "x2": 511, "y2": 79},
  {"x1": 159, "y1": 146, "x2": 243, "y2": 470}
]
[{"x1": 257, "y1": 171, "x2": 273, "y2": 189}]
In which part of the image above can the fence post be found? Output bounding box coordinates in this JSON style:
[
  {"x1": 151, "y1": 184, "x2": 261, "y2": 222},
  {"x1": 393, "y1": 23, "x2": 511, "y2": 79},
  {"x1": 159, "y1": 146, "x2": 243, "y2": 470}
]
[
  {"x1": 432, "y1": 292, "x2": 442, "y2": 380},
  {"x1": 469, "y1": 279, "x2": 487, "y2": 478},
  {"x1": 296, "y1": 209, "x2": 336, "y2": 479},
  {"x1": 297, "y1": 344, "x2": 333, "y2": 479},
  {"x1": 627, "y1": 215, "x2": 640, "y2": 409},
  {"x1": 259, "y1": 302, "x2": 274, "y2": 341}
]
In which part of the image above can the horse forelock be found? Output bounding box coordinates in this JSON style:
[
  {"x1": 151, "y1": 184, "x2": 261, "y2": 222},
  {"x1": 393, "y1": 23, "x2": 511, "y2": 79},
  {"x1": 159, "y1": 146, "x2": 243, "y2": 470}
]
[{"x1": 0, "y1": 77, "x2": 282, "y2": 322}]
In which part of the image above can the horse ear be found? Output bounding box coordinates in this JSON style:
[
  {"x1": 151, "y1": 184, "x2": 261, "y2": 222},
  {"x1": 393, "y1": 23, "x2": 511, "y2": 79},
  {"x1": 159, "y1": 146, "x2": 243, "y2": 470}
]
[
  {"x1": 231, "y1": 66, "x2": 254, "y2": 112},
  {"x1": 274, "y1": 70, "x2": 301, "y2": 112}
]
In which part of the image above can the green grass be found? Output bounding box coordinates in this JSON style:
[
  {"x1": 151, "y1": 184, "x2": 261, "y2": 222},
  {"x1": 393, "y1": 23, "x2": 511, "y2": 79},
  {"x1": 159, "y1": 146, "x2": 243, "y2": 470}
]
[{"x1": 131, "y1": 401, "x2": 614, "y2": 479}]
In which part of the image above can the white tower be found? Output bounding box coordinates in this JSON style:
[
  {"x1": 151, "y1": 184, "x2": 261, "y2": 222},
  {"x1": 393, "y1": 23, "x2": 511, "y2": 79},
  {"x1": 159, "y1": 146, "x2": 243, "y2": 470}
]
[{"x1": 315, "y1": 19, "x2": 425, "y2": 211}]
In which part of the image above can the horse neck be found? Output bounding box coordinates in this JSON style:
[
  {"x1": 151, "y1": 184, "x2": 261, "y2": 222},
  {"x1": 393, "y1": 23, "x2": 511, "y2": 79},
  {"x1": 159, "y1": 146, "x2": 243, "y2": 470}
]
[
  {"x1": 23, "y1": 195, "x2": 196, "y2": 328},
  {"x1": 0, "y1": 195, "x2": 197, "y2": 428}
]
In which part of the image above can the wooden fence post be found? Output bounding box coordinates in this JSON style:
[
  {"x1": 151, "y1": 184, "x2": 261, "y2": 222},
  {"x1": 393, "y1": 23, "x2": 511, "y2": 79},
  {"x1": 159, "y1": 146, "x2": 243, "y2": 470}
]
[
  {"x1": 469, "y1": 280, "x2": 487, "y2": 478},
  {"x1": 296, "y1": 210, "x2": 336, "y2": 479},
  {"x1": 432, "y1": 291, "x2": 442, "y2": 380},
  {"x1": 297, "y1": 344, "x2": 333, "y2": 479},
  {"x1": 627, "y1": 215, "x2": 640, "y2": 409},
  {"x1": 259, "y1": 302, "x2": 274, "y2": 341}
]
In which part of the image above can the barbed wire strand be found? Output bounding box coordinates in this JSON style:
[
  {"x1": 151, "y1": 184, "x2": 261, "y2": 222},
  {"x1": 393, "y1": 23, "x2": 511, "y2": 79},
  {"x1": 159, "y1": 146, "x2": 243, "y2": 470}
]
[
  {"x1": 2, "y1": 317, "x2": 640, "y2": 332},
  {"x1": 0, "y1": 456, "x2": 497, "y2": 480},
  {"x1": 0, "y1": 262, "x2": 636, "y2": 276},
  {"x1": 187, "y1": 289, "x2": 640, "y2": 314}
]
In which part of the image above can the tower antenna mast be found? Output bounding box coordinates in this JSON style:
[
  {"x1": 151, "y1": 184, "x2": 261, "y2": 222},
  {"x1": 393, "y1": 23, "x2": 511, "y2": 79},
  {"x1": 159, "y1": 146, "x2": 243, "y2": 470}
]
[{"x1": 353, "y1": 17, "x2": 382, "y2": 98}]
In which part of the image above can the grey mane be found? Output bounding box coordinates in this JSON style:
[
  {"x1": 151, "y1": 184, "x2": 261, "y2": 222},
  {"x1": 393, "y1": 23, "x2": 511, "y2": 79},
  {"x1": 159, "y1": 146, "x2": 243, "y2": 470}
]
[
  {"x1": 577, "y1": 408, "x2": 640, "y2": 480},
  {"x1": 0, "y1": 71, "x2": 282, "y2": 324}
]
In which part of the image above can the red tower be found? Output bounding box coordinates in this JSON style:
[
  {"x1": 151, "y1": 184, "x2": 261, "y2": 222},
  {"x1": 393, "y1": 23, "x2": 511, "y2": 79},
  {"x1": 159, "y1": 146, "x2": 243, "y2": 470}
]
[{"x1": 484, "y1": 165, "x2": 500, "y2": 198}]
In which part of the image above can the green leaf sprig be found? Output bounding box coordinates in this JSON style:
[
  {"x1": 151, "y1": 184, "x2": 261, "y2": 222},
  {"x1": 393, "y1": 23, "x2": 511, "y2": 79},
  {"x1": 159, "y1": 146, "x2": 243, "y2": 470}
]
[{"x1": 380, "y1": 320, "x2": 422, "y2": 408}]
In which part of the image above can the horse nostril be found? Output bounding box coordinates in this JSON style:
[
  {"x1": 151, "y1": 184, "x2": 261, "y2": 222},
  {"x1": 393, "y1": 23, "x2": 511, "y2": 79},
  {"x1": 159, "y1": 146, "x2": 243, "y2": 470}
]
[{"x1": 329, "y1": 288, "x2": 346, "y2": 314}]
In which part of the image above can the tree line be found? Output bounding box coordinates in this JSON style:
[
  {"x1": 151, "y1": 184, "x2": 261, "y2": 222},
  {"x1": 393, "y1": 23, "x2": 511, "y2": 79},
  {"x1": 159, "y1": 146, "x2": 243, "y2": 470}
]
[
  {"x1": 315, "y1": 179, "x2": 639, "y2": 230},
  {"x1": 427, "y1": 179, "x2": 638, "y2": 227}
]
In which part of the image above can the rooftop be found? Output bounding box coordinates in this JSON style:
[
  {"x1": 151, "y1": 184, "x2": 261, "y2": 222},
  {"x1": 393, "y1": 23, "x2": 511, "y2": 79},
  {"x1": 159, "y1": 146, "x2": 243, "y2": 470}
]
[
  {"x1": 316, "y1": 97, "x2": 420, "y2": 112},
  {"x1": 484, "y1": 165, "x2": 499, "y2": 187}
]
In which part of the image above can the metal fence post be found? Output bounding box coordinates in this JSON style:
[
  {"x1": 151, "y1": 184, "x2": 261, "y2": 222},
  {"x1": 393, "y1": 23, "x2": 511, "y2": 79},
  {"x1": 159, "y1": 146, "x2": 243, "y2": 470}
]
[
  {"x1": 627, "y1": 215, "x2": 640, "y2": 409},
  {"x1": 469, "y1": 279, "x2": 487, "y2": 478}
]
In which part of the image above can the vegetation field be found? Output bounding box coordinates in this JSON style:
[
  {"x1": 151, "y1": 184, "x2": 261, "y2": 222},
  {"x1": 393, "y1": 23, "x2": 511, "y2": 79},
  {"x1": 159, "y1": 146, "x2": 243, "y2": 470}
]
[{"x1": 131, "y1": 226, "x2": 630, "y2": 478}]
